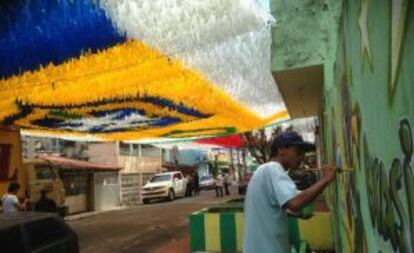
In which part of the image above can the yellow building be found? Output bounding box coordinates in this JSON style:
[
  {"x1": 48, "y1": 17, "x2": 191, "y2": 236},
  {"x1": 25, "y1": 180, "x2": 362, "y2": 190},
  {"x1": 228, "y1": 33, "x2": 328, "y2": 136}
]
[{"x1": 0, "y1": 126, "x2": 25, "y2": 199}]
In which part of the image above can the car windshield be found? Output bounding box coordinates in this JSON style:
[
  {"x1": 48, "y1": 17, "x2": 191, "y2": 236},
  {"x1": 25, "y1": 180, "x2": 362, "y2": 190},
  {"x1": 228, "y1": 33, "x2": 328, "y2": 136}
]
[{"x1": 150, "y1": 174, "x2": 171, "y2": 182}]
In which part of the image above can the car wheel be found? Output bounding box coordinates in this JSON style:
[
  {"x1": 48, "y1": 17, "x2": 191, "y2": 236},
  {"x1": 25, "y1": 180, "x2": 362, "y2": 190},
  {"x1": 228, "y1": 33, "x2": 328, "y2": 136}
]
[
  {"x1": 168, "y1": 189, "x2": 175, "y2": 201},
  {"x1": 143, "y1": 199, "x2": 150, "y2": 204}
]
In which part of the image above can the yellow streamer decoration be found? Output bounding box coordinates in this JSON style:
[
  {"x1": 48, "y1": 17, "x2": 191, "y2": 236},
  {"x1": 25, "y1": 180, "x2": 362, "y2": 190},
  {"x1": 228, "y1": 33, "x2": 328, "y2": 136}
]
[{"x1": 0, "y1": 40, "x2": 288, "y2": 140}]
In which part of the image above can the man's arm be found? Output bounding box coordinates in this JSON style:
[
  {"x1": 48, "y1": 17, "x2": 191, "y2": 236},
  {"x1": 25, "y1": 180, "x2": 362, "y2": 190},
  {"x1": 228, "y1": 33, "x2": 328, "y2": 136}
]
[
  {"x1": 283, "y1": 167, "x2": 336, "y2": 213},
  {"x1": 14, "y1": 197, "x2": 28, "y2": 211}
]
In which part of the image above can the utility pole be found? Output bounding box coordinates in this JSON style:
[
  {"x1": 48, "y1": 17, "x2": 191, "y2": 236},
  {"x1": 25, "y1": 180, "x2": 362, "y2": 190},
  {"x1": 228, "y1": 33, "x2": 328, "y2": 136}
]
[
  {"x1": 229, "y1": 148, "x2": 235, "y2": 180},
  {"x1": 236, "y1": 148, "x2": 242, "y2": 181},
  {"x1": 138, "y1": 144, "x2": 142, "y2": 194},
  {"x1": 242, "y1": 148, "x2": 247, "y2": 176}
]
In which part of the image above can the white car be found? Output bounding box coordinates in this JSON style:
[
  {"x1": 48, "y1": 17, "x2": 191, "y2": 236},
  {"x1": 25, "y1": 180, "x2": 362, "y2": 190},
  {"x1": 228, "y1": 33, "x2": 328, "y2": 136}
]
[
  {"x1": 199, "y1": 175, "x2": 215, "y2": 190},
  {"x1": 141, "y1": 171, "x2": 187, "y2": 204}
]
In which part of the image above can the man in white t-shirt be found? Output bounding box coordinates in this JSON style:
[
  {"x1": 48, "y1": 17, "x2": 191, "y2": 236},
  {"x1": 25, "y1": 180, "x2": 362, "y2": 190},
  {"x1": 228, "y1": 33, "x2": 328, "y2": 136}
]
[
  {"x1": 243, "y1": 131, "x2": 337, "y2": 253},
  {"x1": 214, "y1": 173, "x2": 224, "y2": 197},
  {"x1": 1, "y1": 182, "x2": 27, "y2": 214}
]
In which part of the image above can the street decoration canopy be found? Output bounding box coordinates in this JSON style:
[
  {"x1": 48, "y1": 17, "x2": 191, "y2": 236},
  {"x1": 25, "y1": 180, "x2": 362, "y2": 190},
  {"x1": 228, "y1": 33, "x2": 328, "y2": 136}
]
[
  {"x1": 0, "y1": 0, "x2": 288, "y2": 141},
  {"x1": 195, "y1": 135, "x2": 246, "y2": 148}
]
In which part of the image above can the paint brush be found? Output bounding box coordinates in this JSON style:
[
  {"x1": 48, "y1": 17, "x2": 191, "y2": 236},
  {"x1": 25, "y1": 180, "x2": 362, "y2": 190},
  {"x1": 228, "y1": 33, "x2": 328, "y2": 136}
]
[{"x1": 307, "y1": 167, "x2": 353, "y2": 172}]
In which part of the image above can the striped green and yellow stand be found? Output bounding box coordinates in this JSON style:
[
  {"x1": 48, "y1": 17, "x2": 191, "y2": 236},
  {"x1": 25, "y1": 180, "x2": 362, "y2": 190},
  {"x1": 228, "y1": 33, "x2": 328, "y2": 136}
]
[
  {"x1": 189, "y1": 201, "x2": 330, "y2": 253},
  {"x1": 298, "y1": 212, "x2": 333, "y2": 250},
  {"x1": 190, "y1": 209, "x2": 244, "y2": 252}
]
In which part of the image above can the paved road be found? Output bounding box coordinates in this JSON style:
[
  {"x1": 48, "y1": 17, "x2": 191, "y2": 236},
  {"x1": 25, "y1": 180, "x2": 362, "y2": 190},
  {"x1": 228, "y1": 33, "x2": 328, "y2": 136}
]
[{"x1": 69, "y1": 190, "x2": 237, "y2": 253}]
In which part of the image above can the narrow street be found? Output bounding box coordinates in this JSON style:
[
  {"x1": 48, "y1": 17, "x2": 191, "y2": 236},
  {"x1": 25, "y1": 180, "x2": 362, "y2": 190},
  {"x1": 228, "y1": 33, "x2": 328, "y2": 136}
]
[{"x1": 68, "y1": 190, "x2": 236, "y2": 253}]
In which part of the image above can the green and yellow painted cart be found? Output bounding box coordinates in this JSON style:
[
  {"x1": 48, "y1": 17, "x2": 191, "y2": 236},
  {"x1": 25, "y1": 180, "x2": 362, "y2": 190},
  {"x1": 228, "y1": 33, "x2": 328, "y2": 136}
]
[{"x1": 189, "y1": 200, "x2": 333, "y2": 253}]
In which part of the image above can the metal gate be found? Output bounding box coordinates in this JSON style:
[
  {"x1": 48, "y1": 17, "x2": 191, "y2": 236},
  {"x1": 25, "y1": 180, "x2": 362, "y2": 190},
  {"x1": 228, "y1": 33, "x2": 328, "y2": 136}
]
[
  {"x1": 120, "y1": 173, "x2": 154, "y2": 206},
  {"x1": 94, "y1": 172, "x2": 120, "y2": 211}
]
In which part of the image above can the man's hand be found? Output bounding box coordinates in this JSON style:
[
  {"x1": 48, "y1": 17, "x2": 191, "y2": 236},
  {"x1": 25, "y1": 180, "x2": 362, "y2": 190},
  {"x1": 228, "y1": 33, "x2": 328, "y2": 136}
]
[
  {"x1": 284, "y1": 165, "x2": 337, "y2": 213},
  {"x1": 321, "y1": 165, "x2": 337, "y2": 183},
  {"x1": 299, "y1": 212, "x2": 314, "y2": 220},
  {"x1": 286, "y1": 209, "x2": 314, "y2": 220}
]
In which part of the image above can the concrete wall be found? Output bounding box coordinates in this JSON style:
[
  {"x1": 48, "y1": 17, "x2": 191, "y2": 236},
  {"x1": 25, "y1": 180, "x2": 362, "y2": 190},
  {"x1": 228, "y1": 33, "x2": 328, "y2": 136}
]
[
  {"x1": 270, "y1": 0, "x2": 342, "y2": 71},
  {"x1": 88, "y1": 142, "x2": 161, "y2": 205},
  {"x1": 89, "y1": 142, "x2": 161, "y2": 174},
  {"x1": 321, "y1": 1, "x2": 414, "y2": 252},
  {"x1": 118, "y1": 156, "x2": 161, "y2": 174},
  {"x1": 88, "y1": 142, "x2": 119, "y2": 167}
]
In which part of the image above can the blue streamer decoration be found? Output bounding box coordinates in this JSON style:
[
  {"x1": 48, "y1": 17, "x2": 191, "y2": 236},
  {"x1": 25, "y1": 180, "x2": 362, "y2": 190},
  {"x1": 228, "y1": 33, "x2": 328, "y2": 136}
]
[
  {"x1": 0, "y1": 0, "x2": 125, "y2": 79},
  {"x1": 2, "y1": 96, "x2": 212, "y2": 133}
]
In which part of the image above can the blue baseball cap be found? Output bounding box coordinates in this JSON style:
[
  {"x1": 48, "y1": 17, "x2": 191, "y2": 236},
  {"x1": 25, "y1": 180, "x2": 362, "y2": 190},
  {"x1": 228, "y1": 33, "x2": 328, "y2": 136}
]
[{"x1": 271, "y1": 131, "x2": 315, "y2": 153}]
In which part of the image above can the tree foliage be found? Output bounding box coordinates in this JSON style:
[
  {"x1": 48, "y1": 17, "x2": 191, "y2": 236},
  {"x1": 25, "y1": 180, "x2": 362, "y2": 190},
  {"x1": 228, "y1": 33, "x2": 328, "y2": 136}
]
[{"x1": 241, "y1": 126, "x2": 288, "y2": 164}]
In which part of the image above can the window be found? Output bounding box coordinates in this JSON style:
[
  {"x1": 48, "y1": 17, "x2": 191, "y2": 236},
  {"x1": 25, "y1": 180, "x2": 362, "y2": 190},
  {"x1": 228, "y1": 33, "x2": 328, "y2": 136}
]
[
  {"x1": 141, "y1": 145, "x2": 160, "y2": 157},
  {"x1": 119, "y1": 142, "x2": 141, "y2": 156},
  {"x1": 61, "y1": 173, "x2": 89, "y2": 196},
  {"x1": 119, "y1": 142, "x2": 132, "y2": 156},
  {"x1": 150, "y1": 174, "x2": 171, "y2": 182},
  {"x1": 35, "y1": 165, "x2": 55, "y2": 180},
  {"x1": 173, "y1": 173, "x2": 182, "y2": 180},
  {"x1": 50, "y1": 139, "x2": 61, "y2": 152}
]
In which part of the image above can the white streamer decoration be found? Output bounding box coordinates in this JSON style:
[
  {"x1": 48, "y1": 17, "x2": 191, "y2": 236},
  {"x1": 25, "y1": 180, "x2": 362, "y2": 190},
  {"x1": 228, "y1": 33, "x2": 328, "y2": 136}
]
[{"x1": 100, "y1": 0, "x2": 285, "y2": 118}]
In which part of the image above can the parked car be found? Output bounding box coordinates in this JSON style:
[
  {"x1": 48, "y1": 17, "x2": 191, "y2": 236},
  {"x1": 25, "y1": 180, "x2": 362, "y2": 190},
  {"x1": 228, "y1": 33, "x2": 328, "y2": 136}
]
[
  {"x1": 0, "y1": 212, "x2": 79, "y2": 253},
  {"x1": 238, "y1": 172, "x2": 254, "y2": 195},
  {"x1": 199, "y1": 175, "x2": 215, "y2": 190},
  {"x1": 141, "y1": 171, "x2": 187, "y2": 204}
]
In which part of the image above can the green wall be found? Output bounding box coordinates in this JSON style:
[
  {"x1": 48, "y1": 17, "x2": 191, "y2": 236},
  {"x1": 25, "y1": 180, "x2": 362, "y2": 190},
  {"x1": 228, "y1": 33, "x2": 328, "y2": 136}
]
[
  {"x1": 322, "y1": 1, "x2": 414, "y2": 252},
  {"x1": 270, "y1": 0, "x2": 342, "y2": 71}
]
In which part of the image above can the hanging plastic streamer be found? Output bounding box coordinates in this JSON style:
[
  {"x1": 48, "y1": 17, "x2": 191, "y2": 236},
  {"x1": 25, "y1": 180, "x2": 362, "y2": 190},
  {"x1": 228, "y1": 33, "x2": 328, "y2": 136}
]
[
  {"x1": 0, "y1": 0, "x2": 288, "y2": 141},
  {"x1": 100, "y1": 0, "x2": 284, "y2": 118}
]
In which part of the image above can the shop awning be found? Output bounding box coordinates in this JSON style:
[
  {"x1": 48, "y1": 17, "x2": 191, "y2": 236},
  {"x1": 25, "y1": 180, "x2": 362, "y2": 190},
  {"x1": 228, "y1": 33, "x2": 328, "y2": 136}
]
[
  {"x1": 195, "y1": 135, "x2": 245, "y2": 148},
  {"x1": 273, "y1": 65, "x2": 323, "y2": 118},
  {"x1": 37, "y1": 155, "x2": 121, "y2": 171}
]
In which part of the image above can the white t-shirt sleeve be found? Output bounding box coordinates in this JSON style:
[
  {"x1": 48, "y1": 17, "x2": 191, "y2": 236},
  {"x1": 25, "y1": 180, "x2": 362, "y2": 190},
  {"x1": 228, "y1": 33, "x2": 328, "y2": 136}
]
[
  {"x1": 2, "y1": 194, "x2": 19, "y2": 213},
  {"x1": 270, "y1": 168, "x2": 299, "y2": 207},
  {"x1": 10, "y1": 195, "x2": 19, "y2": 206}
]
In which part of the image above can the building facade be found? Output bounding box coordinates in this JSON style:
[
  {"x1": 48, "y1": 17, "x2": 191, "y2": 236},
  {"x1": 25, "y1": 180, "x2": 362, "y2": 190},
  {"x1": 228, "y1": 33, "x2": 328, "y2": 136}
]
[
  {"x1": 271, "y1": 0, "x2": 414, "y2": 252},
  {"x1": 88, "y1": 142, "x2": 162, "y2": 206}
]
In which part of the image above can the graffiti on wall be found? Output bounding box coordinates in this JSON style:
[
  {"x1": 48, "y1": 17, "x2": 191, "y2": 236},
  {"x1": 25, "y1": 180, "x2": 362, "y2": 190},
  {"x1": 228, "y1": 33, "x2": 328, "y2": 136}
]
[
  {"x1": 365, "y1": 119, "x2": 414, "y2": 253},
  {"x1": 324, "y1": 0, "x2": 414, "y2": 252}
]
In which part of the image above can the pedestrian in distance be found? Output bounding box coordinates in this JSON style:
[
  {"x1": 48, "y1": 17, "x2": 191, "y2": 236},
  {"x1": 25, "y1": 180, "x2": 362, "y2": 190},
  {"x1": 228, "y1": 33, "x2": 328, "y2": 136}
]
[
  {"x1": 1, "y1": 182, "x2": 28, "y2": 214},
  {"x1": 185, "y1": 173, "x2": 193, "y2": 197},
  {"x1": 193, "y1": 172, "x2": 200, "y2": 196},
  {"x1": 34, "y1": 189, "x2": 58, "y2": 213},
  {"x1": 223, "y1": 172, "x2": 230, "y2": 195},
  {"x1": 214, "y1": 173, "x2": 224, "y2": 198}
]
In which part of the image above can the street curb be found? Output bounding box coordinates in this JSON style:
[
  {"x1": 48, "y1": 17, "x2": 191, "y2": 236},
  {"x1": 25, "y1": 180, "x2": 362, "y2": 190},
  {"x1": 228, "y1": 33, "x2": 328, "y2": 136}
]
[{"x1": 65, "y1": 206, "x2": 128, "y2": 221}]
